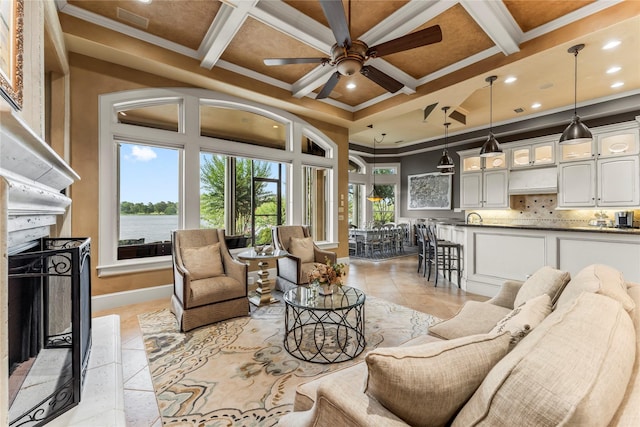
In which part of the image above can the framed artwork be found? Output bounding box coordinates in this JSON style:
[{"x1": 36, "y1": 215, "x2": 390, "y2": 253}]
[
  {"x1": 407, "y1": 172, "x2": 452, "y2": 210},
  {"x1": 0, "y1": 0, "x2": 23, "y2": 110}
]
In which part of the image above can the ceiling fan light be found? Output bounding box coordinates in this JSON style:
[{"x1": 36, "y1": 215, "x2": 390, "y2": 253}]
[
  {"x1": 437, "y1": 149, "x2": 454, "y2": 168},
  {"x1": 480, "y1": 132, "x2": 502, "y2": 157},
  {"x1": 559, "y1": 115, "x2": 593, "y2": 145},
  {"x1": 337, "y1": 58, "x2": 362, "y2": 76}
]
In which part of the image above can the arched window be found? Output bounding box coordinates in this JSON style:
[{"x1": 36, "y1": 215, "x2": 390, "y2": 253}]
[{"x1": 98, "y1": 88, "x2": 339, "y2": 276}]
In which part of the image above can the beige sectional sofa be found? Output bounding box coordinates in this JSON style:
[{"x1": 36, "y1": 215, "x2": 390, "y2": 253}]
[{"x1": 278, "y1": 264, "x2": 640, "y2": 427}]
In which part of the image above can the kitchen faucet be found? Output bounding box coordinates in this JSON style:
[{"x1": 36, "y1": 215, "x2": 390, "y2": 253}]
[{"x1": 466, "y1": 212, "x2": 483, "y2": 224}]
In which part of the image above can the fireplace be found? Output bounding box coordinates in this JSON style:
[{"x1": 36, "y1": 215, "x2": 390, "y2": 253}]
[
  {"x1": 1, "y1": 106, "x2": 81, "y2": 425},
  {"x1": 7, "y1": 238, "x2": 92, "y2": 427}
]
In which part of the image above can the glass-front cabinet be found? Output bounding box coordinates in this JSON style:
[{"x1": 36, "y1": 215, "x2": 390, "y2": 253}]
[
  {"x1": 597, "y1": 131, "x2": 639, "y2": 158},
  {"x1": 459, "y1": 150, "x2": 508, "y2": 209},
  {"x1": 511, "y1": 141, "x2": 555, "y2": 168},
  {"x1": 462, "y1": 152, "x2": 506, "y2": 172}
]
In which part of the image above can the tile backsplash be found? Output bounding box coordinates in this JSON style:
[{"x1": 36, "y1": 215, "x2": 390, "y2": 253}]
[{"x1": 476, "y1": 194, "x2": 639, "y2": 228}]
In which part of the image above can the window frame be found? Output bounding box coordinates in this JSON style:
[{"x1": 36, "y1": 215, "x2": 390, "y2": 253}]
[{"x1": 99, "y1": 88, "x2": 339, "y2": 277}]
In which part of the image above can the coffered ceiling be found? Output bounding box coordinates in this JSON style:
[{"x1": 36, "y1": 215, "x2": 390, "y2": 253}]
[{"x1": 56, "y1": 0, "x2": 640, "y2": 150}]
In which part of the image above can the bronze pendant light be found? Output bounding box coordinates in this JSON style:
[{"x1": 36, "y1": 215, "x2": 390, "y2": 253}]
[
  {"x1": 367, "y1": 133, "x2": 386, "y2": 202},
  {"x1": 559, "y1": 44, "x2": 592, "y2": 145},
  {"x1": 480, "y1": 75, "x2": 502, "y2": 157},
  {"x1": 437, "y1": 106, "x2": 455, "y2": 174}
]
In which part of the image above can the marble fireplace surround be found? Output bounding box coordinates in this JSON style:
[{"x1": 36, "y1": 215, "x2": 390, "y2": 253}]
[{"x1": 1, "y1": 108, "x2": 124, "y2": 426}]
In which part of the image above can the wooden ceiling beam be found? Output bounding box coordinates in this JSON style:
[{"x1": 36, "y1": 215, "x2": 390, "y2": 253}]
[
  {"x1": 460, "y1": 0, "x2": 522, "y2": 55},
  {"x1": 199, "y1": 0, "x2": 259, "y2": 70}
]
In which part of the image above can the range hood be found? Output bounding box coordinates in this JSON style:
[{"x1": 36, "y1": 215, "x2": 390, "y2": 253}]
[{"x1": 508, "y1": 167, "x2": 558, "y2": 195}]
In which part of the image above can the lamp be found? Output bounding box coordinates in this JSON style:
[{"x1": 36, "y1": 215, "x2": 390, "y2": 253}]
[
  {"x1": 367, "y1": 133, "x2": 385, "y2": 202},
  {"x1": 559, "y1": 44, "x2": 592, "y2": 145},
  {"x1": 480, "y1": 75, "x2": 502, "y2": 157},
  {"x1": 437, "y1": 106, "x2": 455, "y2": 173}
]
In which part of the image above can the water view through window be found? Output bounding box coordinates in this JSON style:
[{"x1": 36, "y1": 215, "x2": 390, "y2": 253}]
[{"x1": 118, "y1": 142, "x2": 179, "y2": 259}]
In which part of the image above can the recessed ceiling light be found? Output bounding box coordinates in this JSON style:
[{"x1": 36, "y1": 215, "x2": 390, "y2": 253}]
[
  {"x1": 611, "y1": 81, "x2": 624, "y2": 88},
  {"x1": 504, "y1": 76, "x2": 517, "y2": 84},
  {"x1": 272, "y1": 125, "x2": 279, "y2": 129},
  {"x1": 531, "y1": 103, "x2": 541, "y2": 109},
  {"x1": 346, "y1": 82, "x2": 356, "y2": 89},
  {"x1": 119, "y1": 111, "x2": 127, "y2": 116},
  {"x1": 606, "y1": 66, "x2": 621, "y2": 74},
  {"x1": 602, "y1": 40, "x2": 621, "y2": 50},
  {"x1": 138, "y1": 0, "x2": 152, "y2": 3}
]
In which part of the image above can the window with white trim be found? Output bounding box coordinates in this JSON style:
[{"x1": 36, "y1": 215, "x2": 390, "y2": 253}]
[{"x1": 98, "y1": 88, "x2": 339, "y2": 277}]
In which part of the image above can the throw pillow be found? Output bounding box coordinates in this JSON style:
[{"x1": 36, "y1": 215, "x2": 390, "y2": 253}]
[
  {"x1": 364, "y1": 332, "x2": 511, "y2": 427},
  {"x1": 289, "y1": 236, "x2": 315, "y2": 263},
  {"x1": 490, "y1": 294, "x2": 552, "y2": 346},
  {"x1": 513, "y1": 266, "x2": 570, "y2": 307},
  {"x1": 555, "y1": 264, "x2": 635, "y2": 312},
  {"x1": 180, "y1": 243, "x2": 224, "y2": 280}
]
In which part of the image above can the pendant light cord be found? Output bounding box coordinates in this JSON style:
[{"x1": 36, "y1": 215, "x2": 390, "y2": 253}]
[
  {"x1": 489, "y1": 79, "x2": 493, "y2": 133},
  {"x1": 573, "y1": 48, "x2": 578, "y2": 116}
]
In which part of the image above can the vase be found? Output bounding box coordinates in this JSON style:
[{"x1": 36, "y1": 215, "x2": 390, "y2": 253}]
[{"x1": 318, "y1": 283, "x2": 334, "y2": 295}]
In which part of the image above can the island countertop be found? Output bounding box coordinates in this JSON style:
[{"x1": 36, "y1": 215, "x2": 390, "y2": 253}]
[{"x1": 427, "y1": 219, "x2": 640, "y2": 235}]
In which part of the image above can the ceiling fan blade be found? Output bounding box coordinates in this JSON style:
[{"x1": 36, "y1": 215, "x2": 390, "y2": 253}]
[
  {"x1": 360, "y1": 65, "x2": 404, "y2": 93},
  {"x1": 316, "y1": 71, "x2": 341, "y2": 99},
  {"x1": 319, "y1": 0, "x2": 352, "y2": 47},
  {"x1": 264, "y1": 57, "x2": 328, "y2": 66},
  {"x1": 367, "y1": 25, "x2": 442, "y2": 57}
]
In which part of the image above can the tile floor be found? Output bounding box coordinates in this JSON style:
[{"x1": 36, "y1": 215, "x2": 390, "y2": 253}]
[{"x1": 91, "y1": 254, "x2": 487, "y2": 426}]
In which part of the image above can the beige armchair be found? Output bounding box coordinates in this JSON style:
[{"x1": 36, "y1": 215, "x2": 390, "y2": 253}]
[
  {"x1": 170, "y1": 229, "x2": 249, "y2": 332},
  {"x1": 271, "y1": 225, "x2": 337, "y2": 292}
]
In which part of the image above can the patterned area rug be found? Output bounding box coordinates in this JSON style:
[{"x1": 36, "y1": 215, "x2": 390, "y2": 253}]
[{"x1": 139, "y1": 294, "x2": 440, "y2": 427}]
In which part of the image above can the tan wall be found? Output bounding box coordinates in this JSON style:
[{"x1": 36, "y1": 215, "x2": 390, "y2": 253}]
[{"x1": 69, "y1": 53, "x2": 349, "y2": 296}]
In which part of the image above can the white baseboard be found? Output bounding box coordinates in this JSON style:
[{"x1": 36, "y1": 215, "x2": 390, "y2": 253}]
[{"x1": 92, "y1": 284, "x2": 173, "y2": 313}]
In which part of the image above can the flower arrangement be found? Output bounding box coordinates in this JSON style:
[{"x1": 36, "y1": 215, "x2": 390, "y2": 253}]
[{"x1": 308, "y1": 257, "x2": 346, "y2": 287}]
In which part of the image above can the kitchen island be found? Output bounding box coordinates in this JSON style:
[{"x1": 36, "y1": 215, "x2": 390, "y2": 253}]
[{"x1": 431, "y1": 220, "x2": 640, "y2": 297}]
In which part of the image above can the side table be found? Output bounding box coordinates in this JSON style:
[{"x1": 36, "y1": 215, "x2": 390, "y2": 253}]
[{"x1": 237, "y1": 249, "x2": 289, "y2": 307}]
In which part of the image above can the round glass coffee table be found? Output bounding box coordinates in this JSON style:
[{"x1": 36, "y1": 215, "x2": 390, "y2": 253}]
[{"x1": 283, "y1": 286, "x2": 366, "y2": 364}]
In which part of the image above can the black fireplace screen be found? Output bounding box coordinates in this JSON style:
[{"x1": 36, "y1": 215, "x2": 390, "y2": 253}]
[{"x1": 8, "y1": 238, "x2": 92, "y2": 427}]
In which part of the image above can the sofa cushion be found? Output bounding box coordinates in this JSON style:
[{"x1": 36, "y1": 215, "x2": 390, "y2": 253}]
[
  {"x1": 513, "y1": 266, "x2": 570, "y2": 307},
  {"x1": 181, "y1": 242, "x2": 224, "y2": 280},
  {"x1": 429, "y1": 301, "x2": 510, "y2": 340},
  {"x1": 609, "y1": 282, "x2": 640, "y2": 426},
  {"x1": 289, "y1": 236, "x2": 315, "y2": 263},
  {"x1": 490, "y1": 294, "x2": 552, "y2": 346},
  {"x1": 365, "y1": 333, "x2": 511, "y2": 427},
  {"x1": 555, "y1": 263, "x2": 635, "y2": 312},
  {"x1": 453, "y1": 292, "x2": 636, "y2": 427}
]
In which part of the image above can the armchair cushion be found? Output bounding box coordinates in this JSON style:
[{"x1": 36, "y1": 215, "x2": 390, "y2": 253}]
[
  {"x1": 513, "y1": 266, "x2": 570, "y2": 307},
  {"x1": 364, "y1": 332, "x2": 511, "y2": 427},
  {"x1": 180, "y1": 242, "x2": 224, "y2": 280},
  {"x1": 189, "y1": 275, "x2": 246, "y2": 307},
  {"x1": 290, "y1": 236, "x2": 315, "y2": 263}
]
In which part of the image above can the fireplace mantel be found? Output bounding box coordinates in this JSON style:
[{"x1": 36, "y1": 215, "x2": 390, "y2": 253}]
[{"x1": 0, "y1": 107, "x2": 79, "y2": 251}]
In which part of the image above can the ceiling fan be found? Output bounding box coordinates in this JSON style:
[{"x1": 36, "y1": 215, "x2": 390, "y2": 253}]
[{"x1": 263, "y1": 0, "x2": 442, "y2": 99}]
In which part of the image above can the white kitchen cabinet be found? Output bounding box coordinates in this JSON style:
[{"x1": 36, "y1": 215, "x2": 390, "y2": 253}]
[
  {"x1": 558, "y1": 161, "x2": 596, "y2": 207},
  {"x1": 511, "y1": 141, "x2": 555, "y2": 168},
  {"x1": 597, "y1": 130, "x2": 639, "y2": 158},
  {"x1": 483, "y1": 170, "x2": 509, "y2": 208},
  {"x1": 597, "y1": 156, "x2": 640, "y2": 206},
  {"x1": 459, "y1": 151, "x2": 508, "y2": 209},
  {"x1": 558, "y1": 155, "x2": 639, "y2": 208}
]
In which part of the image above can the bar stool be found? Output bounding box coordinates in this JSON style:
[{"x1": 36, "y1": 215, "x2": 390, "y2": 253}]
[{"x1": 425, "y1": 224, "x2": 461, "y2": 287}]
